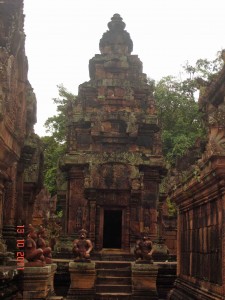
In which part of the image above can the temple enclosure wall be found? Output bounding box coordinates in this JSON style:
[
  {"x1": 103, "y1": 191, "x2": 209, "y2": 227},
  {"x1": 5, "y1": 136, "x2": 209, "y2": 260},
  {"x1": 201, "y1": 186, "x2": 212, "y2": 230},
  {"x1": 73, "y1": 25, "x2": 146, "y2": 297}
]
[
  {"x1": 0, "y1": 0, "x2": 43, "y2": 251},
  {"x1": 168, "y1": 55, "x2": 225, "y2": 299}
]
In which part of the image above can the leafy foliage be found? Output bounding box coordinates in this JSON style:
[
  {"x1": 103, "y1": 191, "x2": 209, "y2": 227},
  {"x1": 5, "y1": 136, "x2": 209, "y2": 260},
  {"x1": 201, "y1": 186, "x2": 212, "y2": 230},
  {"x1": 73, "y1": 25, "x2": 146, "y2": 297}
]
[
  {"x1": 154, "y1": 53, "x2": 223, "y2": 165},
  {"x1": 43, "y1": 217, "x2": 62, "y2": 250},
  {"x1": 41, "y1": 135, "x2": 66, "y2": 195},
  {"x1": 44, "y1": 84, "x2": 76, "y2": 143},
  {"x1": 154, "y1": 75, "x2": 205, "y2": 164},
  {"x1": 166, "y1": 197, "x2": 177, "y2": 216},
  {"x1": 41, "y1": 85, "x2": 76, "y2": 195},
  {"x1": 183, "y1": 54, "x2": 223, "y2": 82}
]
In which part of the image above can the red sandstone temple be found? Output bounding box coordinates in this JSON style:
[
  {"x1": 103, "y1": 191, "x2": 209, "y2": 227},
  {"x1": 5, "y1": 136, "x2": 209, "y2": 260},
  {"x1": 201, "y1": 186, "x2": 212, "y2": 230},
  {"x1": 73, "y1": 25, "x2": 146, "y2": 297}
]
[
  {"x1": 58, "y1": 14, "x2": 166, "y2": 252},
  {"x1": 1, "y1": 2, "x2": 225, "y2": 299}
]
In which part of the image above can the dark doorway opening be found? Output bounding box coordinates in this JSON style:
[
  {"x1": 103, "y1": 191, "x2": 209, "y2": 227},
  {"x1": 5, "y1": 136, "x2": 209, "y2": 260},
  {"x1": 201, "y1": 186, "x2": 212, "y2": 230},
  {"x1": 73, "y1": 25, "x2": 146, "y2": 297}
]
[{"x1": 103, "y1": 210, "x2": 122, "y2": 248}]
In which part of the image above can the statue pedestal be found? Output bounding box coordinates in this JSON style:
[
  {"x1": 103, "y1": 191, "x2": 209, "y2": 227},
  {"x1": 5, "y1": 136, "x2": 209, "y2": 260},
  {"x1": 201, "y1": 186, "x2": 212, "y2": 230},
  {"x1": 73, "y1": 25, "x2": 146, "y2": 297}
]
[
  {"x1": 67, "y1": 261, "x2": 96, "y2": 300},
  {"x1": 132, "y1": 262, "x2": 158, "y2": 300},
  {"x1": 48, "y1": 263, "x2": 57, "y2": 296},
  {"x1": 22, "y1": 265, "x2": 51, "y2": 299}
]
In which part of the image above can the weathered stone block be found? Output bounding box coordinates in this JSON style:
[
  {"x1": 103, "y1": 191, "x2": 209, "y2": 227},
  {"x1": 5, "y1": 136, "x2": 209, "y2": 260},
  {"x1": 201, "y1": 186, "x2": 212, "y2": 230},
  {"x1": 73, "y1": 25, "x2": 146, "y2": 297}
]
[
  {"x1": 22, "y1": 265, "x2": 51, "y2": 299},
  {"x1": 132, "y1": 262, "x2": 158, "y2": 299},
  {"x1": 48, "y1": 263, "x2": 57, "y2": 296},
  {"x1": 67, "y1": 261, "x2": 96, "y2": 300}
]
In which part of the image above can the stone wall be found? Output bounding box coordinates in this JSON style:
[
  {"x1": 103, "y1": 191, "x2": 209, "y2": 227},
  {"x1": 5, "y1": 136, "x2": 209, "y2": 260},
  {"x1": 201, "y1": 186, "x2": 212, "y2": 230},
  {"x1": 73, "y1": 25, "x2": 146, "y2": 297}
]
[
  {"x1": 0, "y1": 0, "x2": 43, "y2": 251},
  {"x1": 169, "y1": 55, "x2": 225, "y2": 299}
]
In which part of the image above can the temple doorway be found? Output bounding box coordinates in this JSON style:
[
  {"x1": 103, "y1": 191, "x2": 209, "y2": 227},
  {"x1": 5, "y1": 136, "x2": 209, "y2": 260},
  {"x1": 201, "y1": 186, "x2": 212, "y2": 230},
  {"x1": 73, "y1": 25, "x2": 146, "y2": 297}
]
[{"x1": 103, "y1": 210, "x2": 122, "y2": 248}]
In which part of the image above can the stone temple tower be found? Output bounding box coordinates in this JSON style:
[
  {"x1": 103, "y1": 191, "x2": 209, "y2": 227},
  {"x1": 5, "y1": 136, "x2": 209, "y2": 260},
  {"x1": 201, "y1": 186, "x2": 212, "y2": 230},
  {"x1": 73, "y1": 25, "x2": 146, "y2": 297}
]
[{"x1": 59, "y1": 14, "x2": 166, "y2": 252}]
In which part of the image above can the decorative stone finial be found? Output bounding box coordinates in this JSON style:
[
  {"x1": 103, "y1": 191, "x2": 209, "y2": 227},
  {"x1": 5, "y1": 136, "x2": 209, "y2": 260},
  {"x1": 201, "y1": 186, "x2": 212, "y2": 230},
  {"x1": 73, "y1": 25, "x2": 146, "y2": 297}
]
[
  {"x1": 107, "y1": 14, "x2": 126, "y2": 31},
  {"x1": 99, "y1": 14, "x2": 133, "y2": 55}
]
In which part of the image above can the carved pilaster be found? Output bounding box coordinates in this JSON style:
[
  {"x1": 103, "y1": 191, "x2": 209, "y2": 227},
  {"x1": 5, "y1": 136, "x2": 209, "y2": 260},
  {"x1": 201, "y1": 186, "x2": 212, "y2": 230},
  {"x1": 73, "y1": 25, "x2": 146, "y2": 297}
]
[
  {"x1": 67, "y1": 166, "x2": 86, "y2": 235},
  {"x1": 89, "y1": 200, "x2": 96, "y2": 243},
  {"x1": 124, "y1": 206, "x2": 130, "y2": 251},
  {"x1": 130, "y1": 191, "x2": 141, "y2": 244},
  {"x1": 95, "y1": 205, "x2": 101, "y2": 251},
  {"x1": 57, "y1": 193, "x2": 67, "y2": 234},
  {"x1": 0, "y1": 179, "x2": 6, "y2": 252}
]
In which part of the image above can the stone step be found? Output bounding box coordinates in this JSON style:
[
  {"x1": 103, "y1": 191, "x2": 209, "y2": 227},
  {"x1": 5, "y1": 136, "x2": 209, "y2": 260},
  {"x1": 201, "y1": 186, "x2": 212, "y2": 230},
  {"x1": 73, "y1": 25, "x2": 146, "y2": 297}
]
[
  {"x1": 95, "y1": 293, "x2": 132, "y2": 300},
  {"x1": 97, "y1": 269, "x2": 131, "y2": 277},
  {"x1": 96, "y1": 284, "x2": 132, "y2": 294},
  {"x1": 95, "y1": 254, "x2": 134, "y2": 261},
  {"x1": 96, "y1": 261, "x2": 131, "y2": 269},
  {"x1": 96, "y1": 276, "x2": 132, "y2": 285}
]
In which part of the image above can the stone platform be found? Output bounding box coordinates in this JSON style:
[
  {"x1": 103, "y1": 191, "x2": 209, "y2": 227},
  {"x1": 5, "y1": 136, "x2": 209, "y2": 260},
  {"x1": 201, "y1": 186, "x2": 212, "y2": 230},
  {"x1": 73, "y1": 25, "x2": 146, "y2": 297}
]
[
  {"x1": 12, "y1": 256, "x2": 176, "y2": 299},
  {"x1": 132, "y1": 262, "x2": 158, "y2": 300},
  {"x1": 67, "y1": 261, "x2": 96, "y2": 300},
  {"x1": 23, "y1": 265, "x2": 52, "y2": 299},
  {"x1": 53, "y1": 258, "x2": 176, "y2": 300}
]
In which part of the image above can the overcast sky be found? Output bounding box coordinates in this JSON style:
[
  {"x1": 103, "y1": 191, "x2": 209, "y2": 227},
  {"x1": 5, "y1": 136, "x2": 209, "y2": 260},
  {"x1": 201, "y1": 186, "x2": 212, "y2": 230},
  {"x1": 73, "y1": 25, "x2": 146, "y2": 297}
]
[{"x1": 23, "y1": 0, "x2": 225, "y2": 136}]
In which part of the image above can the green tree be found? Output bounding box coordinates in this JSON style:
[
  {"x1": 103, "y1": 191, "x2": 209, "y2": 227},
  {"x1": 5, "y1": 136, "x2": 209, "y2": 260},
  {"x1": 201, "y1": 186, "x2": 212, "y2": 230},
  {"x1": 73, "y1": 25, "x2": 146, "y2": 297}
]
[
  {"x1": 183, "y1": 54, "x2": 223, "y2": 82},
  {"x1": 154, "y1": 75, "x2": 205, "y2": 164},
  {"x1": 41, "y1": 85, "x2": 76, "y2": 195},
  {"x1": 41, "y1": 135, "x2": 65, "y2": 195},
  {"x1": 154, "y1": 53, "x2": 223, "y2": 165},
  {"x1": 44, "y1": 84, "x2": 76, "y2": 143}
]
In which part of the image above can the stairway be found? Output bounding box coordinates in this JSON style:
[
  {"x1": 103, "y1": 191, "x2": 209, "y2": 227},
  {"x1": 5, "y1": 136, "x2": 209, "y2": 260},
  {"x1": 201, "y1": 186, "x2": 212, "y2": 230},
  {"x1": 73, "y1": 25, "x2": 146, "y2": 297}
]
[{"x1": 95, "y1": 261, "x2": 132, "y2": 300}]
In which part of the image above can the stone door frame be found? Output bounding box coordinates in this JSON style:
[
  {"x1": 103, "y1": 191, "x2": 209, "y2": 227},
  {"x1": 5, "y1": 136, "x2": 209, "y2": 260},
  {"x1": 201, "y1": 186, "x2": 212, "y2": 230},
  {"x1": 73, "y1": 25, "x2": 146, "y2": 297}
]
[{"x1": 98, "y1": 206, "x2": 127, "y2": 251}]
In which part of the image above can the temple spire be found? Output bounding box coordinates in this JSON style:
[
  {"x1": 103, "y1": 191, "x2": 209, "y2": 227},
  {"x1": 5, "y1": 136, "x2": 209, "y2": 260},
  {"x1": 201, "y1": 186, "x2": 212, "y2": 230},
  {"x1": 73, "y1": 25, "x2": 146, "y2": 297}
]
[{"x1": 99, "y1": 14, "x2": 133, "y2": 55}]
